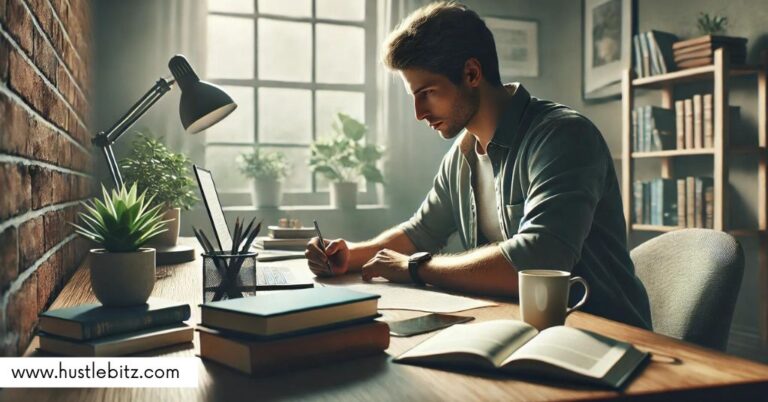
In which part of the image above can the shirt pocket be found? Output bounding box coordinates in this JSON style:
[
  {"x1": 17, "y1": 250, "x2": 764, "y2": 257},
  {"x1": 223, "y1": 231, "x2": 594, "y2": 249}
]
[{"x1": 505, "y1": 202, "x2": 525, "y2": 234}]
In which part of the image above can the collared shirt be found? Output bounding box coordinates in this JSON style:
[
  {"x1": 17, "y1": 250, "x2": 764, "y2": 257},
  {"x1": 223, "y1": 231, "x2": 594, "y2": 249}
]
[{"x1": 399, "y1": 83, "x2": 652, "y2": 329}]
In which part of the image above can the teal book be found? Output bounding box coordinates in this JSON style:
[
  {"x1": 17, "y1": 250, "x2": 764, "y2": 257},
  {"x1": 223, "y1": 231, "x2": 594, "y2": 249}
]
[
  {"x1": 38, "y1": 298, "x2": 191, "y2": 341},
  {"x1": 200, "y1": 287, "x2": 380, "y2": 337}
]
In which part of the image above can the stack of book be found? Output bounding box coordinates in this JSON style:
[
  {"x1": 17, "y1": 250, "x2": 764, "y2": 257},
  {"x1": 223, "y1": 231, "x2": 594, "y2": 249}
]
[
  {"x1": 674, "y1": 95, "x2": 740, "y2": 150},
  {"x1": 253, "y1": 225, "x2": 317, "y2": 251},
  {"x1": 633, "y1": 176, "x2": 713, "y2": 229},
  {"x1": 37, "y1": 298, "x2": 193, "y2": 356},
  {"x1": 632, "y1": 105, "x2": 675, "y2": 152},
  {"x1": 197, "y1": 287, "x2": 389, "y2": 376},
  {"x1": 672, "y1": 35, "x2": 747, "y2": 69},
  {"x1": 633, "y1": 30, "x2": 678, "y2": 78}
]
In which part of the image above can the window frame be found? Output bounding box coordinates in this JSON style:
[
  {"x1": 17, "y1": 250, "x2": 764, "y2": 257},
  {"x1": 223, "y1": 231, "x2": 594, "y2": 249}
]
[{"x1": 204, "y1": 0, "x2": 380, "y2": 206}]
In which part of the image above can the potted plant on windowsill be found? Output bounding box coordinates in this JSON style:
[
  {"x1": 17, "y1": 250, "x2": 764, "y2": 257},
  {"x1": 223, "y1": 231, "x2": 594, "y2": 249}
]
[
  {"x1": 71, "y1": 184, "x2": 169, "y2": 306},
  {"x1": 309, "y1": 113, "x2": 384, "y2": 209},
  {"x1": 120, "y1": 132, "x2": 198, "y2": 247},
  {"x1": 238, "y1": 148, "x2": 290, "y2": 208}
]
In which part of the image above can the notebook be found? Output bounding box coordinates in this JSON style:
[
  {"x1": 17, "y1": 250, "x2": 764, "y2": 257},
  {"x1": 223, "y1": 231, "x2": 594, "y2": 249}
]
[{"x1": 395, "y1": 320, "x2": 649, "y2": 389}]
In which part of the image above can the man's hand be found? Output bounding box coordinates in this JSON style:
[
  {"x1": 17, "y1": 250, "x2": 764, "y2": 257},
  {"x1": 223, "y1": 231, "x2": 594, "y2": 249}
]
[
  {"x1": 361, "y1": 249, "x2": 411, "y2": 283},
  {"x1": 305, "y1": 237, "x2": 350, "y2": 277}
]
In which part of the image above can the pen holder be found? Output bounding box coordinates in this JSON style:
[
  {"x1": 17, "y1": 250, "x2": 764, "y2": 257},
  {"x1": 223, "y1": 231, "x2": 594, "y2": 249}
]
[{"x1": 202, "y1": 252, "x2": 258, "y2": 303}]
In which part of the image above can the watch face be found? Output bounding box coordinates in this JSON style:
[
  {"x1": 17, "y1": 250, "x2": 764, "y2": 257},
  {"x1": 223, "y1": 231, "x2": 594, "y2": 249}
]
[{"x1": 409, "y1": 252, "x2": 431, "y2": 262}]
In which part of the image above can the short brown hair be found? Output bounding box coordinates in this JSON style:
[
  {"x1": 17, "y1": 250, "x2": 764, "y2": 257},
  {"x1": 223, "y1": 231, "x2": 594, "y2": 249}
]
[{"x1": 382, "y1": 2, "x2": 502, "y2": 87}]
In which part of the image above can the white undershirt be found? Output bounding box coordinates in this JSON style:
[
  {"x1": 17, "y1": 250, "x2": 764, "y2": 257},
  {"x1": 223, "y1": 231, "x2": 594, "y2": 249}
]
[{"x1": 474, "y1": 141, "x2": 504, "y2": 243}]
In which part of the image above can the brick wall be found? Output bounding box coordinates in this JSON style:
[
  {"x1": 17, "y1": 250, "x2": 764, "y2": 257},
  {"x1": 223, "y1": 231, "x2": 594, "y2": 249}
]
[{"x1": 0, "y1": 0, "x2": 93, "y2": 356}]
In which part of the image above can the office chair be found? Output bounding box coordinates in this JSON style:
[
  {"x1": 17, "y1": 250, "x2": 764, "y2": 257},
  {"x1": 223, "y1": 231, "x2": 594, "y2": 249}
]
[{"x1": 630, "y1": 229, "x2": 745, "y2": 351}]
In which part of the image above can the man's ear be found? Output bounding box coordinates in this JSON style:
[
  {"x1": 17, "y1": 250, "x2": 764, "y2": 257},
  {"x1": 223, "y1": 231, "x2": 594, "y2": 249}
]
[{"x1": 464, "y1": 58, "x2": 483, "y2": 88}]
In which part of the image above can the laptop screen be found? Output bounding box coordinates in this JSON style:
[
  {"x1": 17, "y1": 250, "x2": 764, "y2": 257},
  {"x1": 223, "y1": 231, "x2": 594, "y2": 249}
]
[{"x1": 193, "y1": 166, "x2": 233, "y2": 252}]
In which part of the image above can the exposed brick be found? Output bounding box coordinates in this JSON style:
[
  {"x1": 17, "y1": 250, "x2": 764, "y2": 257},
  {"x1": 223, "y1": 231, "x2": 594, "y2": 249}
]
[
  {"x1": 36, "y1": 250, "x2": 62, "y2": 309},
  {"x1": 6, "y1": 0, "x2": 33, "y2": 57},
  {"x1": 6, "y1": 272, "x2": 38, "y2": 356},
  {"x1": 32, "y1": 29, "x2": 57, "y2": 86},
  {"x1": 0, "y1": 92, "x2": 30, "y2": 156},
  {"x1": 0, "y1": 163, "x2": 30, "y2": 219},
  {"x1": 29, "y1": 165, "x2": 53, "y2": 209},
  {"x1": 43, "y1": 209, "x2": 63, "y2": 250},
  {"x1": 0, "y1": 34, "x2": 9, "y2": 83},
  {"x1": 18, "y1": 215, "x2": 44, "y2": 271},
  {"x1": 57, "y1": 135, "x2": 72, "y2": 168},
  {"x1": 26, "y1": 0, "x2": 54, "y2": 38},
  {"x1": 0, "y1": 227, "x2": 19, "y2": 290},
  {"x1": 27, "y1": 119, "x2": 59, "y2": 164}
]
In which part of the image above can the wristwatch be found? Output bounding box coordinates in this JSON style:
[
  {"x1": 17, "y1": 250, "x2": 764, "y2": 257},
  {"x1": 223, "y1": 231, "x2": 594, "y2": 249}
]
[{"x1": 408, "y1": 252, "x2": 432, "y2": 286}]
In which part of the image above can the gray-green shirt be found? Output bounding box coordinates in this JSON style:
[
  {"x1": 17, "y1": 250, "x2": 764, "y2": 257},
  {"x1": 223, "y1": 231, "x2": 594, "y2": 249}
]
[{"x1": 400, "y1": 84, "x2": 652, "y2": 329}]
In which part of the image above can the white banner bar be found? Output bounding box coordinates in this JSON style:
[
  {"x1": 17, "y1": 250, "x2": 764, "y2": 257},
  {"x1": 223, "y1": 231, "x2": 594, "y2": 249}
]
[{"x1": 0, "y1": 357, "x2": 198, "y2": 388}]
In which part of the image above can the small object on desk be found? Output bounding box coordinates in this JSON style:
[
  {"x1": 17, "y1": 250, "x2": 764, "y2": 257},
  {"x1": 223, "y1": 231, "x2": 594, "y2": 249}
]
[
  {"x1": 38, "y1": 298, "x2": 191, "y2": 341},
  {"x1": 39, "y1": 323, "x2": 193, "y2": 357},
  {"x1": 387, "y1": 313, "x2": 474, "y2": 337},
  {"x1": 267, "y1": 225, "x2": 317, "y2": 239},
  {"x1": 199, "y1": 287, "x2": 380, "y2": 338},
  {"x1": 313, "y1": 220, "x2": 333, "y2": 274},
  {"x1": 394, "y1": 320, "x2": 649, "y2": 389},
  {"x1": 197, "y1": 320, "x2": 389, "y2": 376}
]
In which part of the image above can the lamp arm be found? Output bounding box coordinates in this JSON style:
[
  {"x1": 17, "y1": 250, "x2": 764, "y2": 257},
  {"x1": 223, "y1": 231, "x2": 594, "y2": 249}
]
[{"x1": 91, "y1": 77, "x2": 176, "y2": 188}]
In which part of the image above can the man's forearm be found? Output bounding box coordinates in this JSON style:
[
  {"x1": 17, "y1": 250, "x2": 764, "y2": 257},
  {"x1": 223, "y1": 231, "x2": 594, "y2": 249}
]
[
  {"x1": 347, "y1": 227, "x2": 416, "y2": 272},
  {"x1": 419, "y1": 245, "x2": 519, "y2": 297}
]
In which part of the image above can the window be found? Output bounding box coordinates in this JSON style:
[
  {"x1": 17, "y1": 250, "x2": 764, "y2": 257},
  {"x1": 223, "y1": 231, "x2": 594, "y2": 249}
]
[{"x1": 205, "y1": 0, "x2": 378, "y2": 206}]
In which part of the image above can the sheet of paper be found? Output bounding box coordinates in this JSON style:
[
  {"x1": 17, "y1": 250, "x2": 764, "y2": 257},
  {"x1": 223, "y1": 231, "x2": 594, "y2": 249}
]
[{"x1": 317, "y1": 276, "x2": 497, "y2": 313}]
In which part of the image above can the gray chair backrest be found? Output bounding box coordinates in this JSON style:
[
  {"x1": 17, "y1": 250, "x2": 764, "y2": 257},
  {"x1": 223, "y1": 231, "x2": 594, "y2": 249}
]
[{"x1": 630, "y1": 229, "x2": 744, "y2": 351}]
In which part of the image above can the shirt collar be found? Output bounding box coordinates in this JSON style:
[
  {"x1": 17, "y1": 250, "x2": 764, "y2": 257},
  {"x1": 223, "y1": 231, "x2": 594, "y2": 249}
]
[{"x1": 458, "y1": 83, "x2": 531, "y2": 155}]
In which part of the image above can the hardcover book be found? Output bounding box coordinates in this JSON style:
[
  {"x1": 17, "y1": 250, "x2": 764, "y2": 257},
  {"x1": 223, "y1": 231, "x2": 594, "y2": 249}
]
[{"x1": 38, "y1": 298, "x2": 191, "y2": 341}]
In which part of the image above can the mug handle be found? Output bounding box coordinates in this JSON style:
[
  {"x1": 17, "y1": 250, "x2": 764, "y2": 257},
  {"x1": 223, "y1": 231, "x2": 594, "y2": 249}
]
[{"x1": 565, "y1": 276, "x2": 590, "y2": 316}]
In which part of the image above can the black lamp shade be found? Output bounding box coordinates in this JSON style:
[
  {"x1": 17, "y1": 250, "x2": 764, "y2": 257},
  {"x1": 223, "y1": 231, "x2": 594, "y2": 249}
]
[{"x1": 169, "y1": 55, "x2": 237, "y2": 134}]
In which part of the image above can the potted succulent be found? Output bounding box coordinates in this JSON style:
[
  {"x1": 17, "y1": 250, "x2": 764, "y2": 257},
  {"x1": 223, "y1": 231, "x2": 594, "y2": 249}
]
[
  {"x1": 238, "y1": 148, "x2": 290, "y2": 208},
  {"x1": 72, "y1": 184, "x2": 168, "y2": 306},
  {"x1": 120, "y1": 132, "x2": 198, "y2": 246},
  {"x1": 309, "y1": 113, "x2": 384, "y2": 208}
]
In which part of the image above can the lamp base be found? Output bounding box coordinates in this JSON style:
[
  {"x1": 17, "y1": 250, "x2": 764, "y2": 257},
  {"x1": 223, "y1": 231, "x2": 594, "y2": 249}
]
[{"x1": 155, "y1": 244, "x2": 196, "y2": 266}]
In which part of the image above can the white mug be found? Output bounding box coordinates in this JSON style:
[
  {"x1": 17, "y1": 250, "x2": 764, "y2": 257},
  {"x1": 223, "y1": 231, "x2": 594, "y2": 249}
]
[{"x1": 518, "y1": 269, "x2": 590, "y2": 331}]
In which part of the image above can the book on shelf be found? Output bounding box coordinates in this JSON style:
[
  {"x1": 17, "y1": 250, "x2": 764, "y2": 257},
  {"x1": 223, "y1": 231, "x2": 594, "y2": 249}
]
[
  {"x1": 639, "y1": 31, "x2": 652, "y2": 78},
  {"x1": 693, "y1": 94, "x2": 703, "y2": 148},
  {"x1": 394, "y1": 320, "x2": 649, "y2": 390},
  {"x1": 647, "y1": 30, "x2": 678, "y2": 74},
  {"x1": 677, "y1": 179, "x2": 686, "y2": 228},
  {"x1": 38, "y1": 298, "x2": 191, "y2": 341},
  {"x1": 632, "y1": 106, "x2": 674, "y2": 152},
  {"x1": 676, "y1": 54, "x2": 746, "y2": 69},
  {"x1": 39, "y1": 323, "x2": 193, "y2": 357},
  {"x1": 703, "y1": 94, "x2": 713, "y2": 148},
  {"x1": 684, "y1": 99, "x2": 694, "y2": 149},
  {"x1": 705, "y1": 186, "x2": 714, "y2": 229},
  {"x1": 671, "y1": 176, "x2": 714, "y2": 229},
  {"x1": 197, "y1": 320, "x2": 390, "y2": 376},
  {"x1": 694, "y1": 177, "x2": 714, "y2": 228},
  {"x1": 675, "y1": 100, "x2": 685, "y2": 149},
  {"x1": 632, "y1": 109, "x2": 639, "y2": 152},
  {"x1": 633, "y1": 34, "x2": 643, "y2": 77},
  {"x1": 199, "y1": 287, "x2": 380, "y2": 338},
  {"x1": 686, "y1": 177, "x2": 696, "y2": 228},
  {"x1": 673, "y1": 47, "x2": 746, "y2": 63},
  {"x1": 672, "y1": 35, "x2": 748, "y2": 50}
]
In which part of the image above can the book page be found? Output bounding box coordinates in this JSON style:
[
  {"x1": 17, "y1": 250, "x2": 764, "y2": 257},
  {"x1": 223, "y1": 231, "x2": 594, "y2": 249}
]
[
  {"x1": 396, "y1": 320, "x2": 538, "y2": 368},
  {"x1": 502, "y1": 326, "x2": 630, "y2": 379}
]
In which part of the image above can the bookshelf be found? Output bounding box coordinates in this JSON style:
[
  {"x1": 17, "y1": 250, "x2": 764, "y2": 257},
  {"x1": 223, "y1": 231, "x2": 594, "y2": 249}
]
[{"x1": 621, "y1": 47, "x2": 768, "y2": 339}]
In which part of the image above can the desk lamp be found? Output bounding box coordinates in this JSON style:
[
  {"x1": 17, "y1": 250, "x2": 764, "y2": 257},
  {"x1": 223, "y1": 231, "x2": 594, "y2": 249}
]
[{"x1": 91, "y1": 54, "x2": 237, "y2": 264}]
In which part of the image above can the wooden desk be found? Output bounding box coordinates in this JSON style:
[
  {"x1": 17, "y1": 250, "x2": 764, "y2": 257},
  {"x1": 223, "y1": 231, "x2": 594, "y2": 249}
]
[{"x1": 3, "y1": 238, "x2": 768, "y2": 401}]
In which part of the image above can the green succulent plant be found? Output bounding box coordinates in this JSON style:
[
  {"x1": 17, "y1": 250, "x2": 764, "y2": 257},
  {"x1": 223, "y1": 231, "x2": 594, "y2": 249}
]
[
  {"x1": 72, "y1": 183, "x2": 169, "y2": 252},
  {"x1": 238, "y1": 148, "x2": 290, "y2": 180},
  {"x1": 697, "y1": 13, "x2": 727, "y2": 35},
  {"x1": 309, "y1": 113, "x2": 385, "y2": 184}
]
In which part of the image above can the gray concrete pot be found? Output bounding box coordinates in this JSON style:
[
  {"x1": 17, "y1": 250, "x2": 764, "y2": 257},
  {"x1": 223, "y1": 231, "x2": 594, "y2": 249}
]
[
  {"x1": 331, "y1": 182, "x2": 357, "y2": 209},
  {"x1": 147, "y1": 207, "x2": 180, "y2": 247},
  {"x1": 89, "y1": 248, "x2": 155, "y2": 306},
  {"x1": 253, "y1": 178, "x2": 282, "y2": 208}
]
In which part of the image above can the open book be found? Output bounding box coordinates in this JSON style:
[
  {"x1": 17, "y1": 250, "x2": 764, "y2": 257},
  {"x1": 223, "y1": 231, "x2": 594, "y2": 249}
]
[{"x1": 394, "y1": 320, "x2": 649, "y2": 389}]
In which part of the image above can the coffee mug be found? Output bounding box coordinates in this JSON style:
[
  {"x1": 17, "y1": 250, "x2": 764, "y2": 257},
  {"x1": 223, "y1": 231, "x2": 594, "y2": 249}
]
[{"x1": 518, "y1": 269, "x2": 590, "y2": 330}]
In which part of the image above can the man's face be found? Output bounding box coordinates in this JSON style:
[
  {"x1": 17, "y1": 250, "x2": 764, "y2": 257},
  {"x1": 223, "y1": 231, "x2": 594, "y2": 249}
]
[{"x1": 399, "y1": 68, "x2": 479, "y2": 140}]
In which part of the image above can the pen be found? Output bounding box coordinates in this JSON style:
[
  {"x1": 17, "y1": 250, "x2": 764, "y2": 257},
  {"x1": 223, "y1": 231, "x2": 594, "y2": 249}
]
[{"x1": 313, "y1": 220, "x2": 333, "y2": 274}]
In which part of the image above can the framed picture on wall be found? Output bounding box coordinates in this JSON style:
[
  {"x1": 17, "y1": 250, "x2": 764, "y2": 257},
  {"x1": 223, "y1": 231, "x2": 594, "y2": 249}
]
[
  {"x1": 486, "y1": 17, "x2": 538, "y2": 78},
  {"x1": 582, "y1": 0, "x2": 635, "y2": 100}
]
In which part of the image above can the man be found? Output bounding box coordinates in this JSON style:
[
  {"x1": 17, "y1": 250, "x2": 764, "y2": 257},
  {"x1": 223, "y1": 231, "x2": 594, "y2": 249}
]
[{"x1": 305, "y1": 2, "x2": 651, "y2": 329}]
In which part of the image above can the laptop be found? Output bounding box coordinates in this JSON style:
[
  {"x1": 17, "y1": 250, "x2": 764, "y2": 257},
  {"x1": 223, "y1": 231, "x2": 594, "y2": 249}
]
[{"x1": 193, "y1": 165, "x2": 314, "y2": 290}]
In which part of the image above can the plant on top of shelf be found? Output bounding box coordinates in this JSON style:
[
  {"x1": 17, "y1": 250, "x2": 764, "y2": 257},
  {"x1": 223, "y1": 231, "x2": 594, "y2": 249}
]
[
  {"x1": 309, "y1": 113, "x2": 384, "y2": 208},
  {"x1": 697, "y1": 13, "x2": 727, "y2": 35}
]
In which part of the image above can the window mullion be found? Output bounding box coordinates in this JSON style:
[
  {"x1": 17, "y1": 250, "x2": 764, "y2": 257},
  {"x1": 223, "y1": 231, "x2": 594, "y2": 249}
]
[{"x1": 311, "y1": 0, "x2": 318, "y2": 194}]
